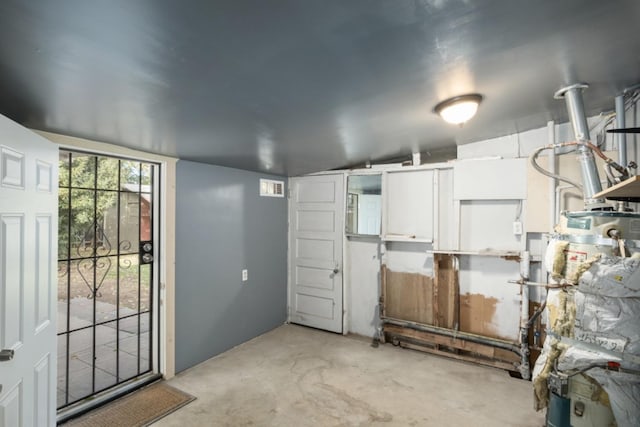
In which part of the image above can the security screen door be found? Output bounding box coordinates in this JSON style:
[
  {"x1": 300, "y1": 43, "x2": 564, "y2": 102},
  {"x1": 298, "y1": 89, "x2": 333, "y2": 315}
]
[{"x1": 56, "y1": 150, "x2": 159, "y2": 409}]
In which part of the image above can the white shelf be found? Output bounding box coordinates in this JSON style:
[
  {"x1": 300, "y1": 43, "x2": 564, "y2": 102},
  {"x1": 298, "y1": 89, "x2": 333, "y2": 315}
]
[
  {"x1": 427, "y1": 249, "x2": 521, "y2": 257},
  {"x1": 383, "y1": 235, "x2": 433, "y2": 244}
]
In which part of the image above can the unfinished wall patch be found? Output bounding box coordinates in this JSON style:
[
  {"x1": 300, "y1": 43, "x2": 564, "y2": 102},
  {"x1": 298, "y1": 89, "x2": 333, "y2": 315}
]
[
  {"x1": 459, "y1": 293, "x2": 502, "y2": 339},
  {"x1": 383, "y1": 268, "x2": 434, "y2": 325}
]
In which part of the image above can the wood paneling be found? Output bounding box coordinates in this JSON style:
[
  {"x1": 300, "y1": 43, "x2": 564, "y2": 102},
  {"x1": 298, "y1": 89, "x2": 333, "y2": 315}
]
[
  {"x1": 383, "y1": 268, "x2": 433, "y2": 325},
  {"x1": 433, "y1": 254, "x2": 459, "y2": 329},
  {"x1": 381, "y1": 257, "x2": 521, "y2": 372},
  {"x1": 382, "y1": 255, "x2": 459, "y2": 329}
]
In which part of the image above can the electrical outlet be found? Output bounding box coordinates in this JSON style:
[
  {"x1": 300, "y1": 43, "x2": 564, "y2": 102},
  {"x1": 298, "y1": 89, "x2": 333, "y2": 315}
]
[
  {"x1": 513, "y1": 221, "x2": 523, "y2": 235},
  {"x1": 242, "y1": 269, "x2": 248, "y2": 282}
]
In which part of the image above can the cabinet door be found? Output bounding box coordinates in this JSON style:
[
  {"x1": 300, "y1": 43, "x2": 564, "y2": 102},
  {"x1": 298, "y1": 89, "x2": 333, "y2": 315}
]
[{"x1": 383, "y1": 170, "x2": 434, "y2": 242}]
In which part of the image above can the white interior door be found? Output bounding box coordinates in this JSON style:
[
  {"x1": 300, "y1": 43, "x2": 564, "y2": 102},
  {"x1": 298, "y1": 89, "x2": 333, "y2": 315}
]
[
  {"x1": 0, "y1": 116, "x2": 58, "y2": 427},
  {"x1": 289, "y1": 174, "x2": 344, "y2": 333}
]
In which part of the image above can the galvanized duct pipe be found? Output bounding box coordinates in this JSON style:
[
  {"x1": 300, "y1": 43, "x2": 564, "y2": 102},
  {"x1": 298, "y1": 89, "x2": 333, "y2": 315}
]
[
  {"x1": 615, "y1": 95, "x2": 627, "y2": 167},
  {"x1": 519, "y1": 251, "x2": 531, "y2": 380},
  {"x1": 554, "y1": 83, "x2": 605, "y2": 209},
  {"x1": 548, "y1": 121, "x2": 557, "y2": 226},
  {"x1": 381, "y1": 316, "x2": 522, "y2": 355}
]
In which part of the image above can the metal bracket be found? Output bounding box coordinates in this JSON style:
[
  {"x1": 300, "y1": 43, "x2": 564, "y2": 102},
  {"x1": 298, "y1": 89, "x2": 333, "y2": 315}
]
[
  {"x1": 0, "y1": 349, "x2": 14, "y2": 362},
  {"x1": 548, "y1": 372, "x2": 569, "y2": 397}
]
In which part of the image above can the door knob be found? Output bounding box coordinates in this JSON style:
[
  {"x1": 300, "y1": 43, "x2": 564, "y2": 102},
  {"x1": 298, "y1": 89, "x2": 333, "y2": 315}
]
[{"x1": 0, "y1": 349, "x2": 14, "y2": 362}]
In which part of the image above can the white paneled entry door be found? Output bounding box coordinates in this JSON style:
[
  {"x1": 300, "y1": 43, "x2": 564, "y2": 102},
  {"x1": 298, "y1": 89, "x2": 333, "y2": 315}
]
[
  {"x1": 289, "y1": 174, "x2": 344, "y2": 333},
  {"x1": 0, "y1": 116, "x2": 58, "y2": 427}
]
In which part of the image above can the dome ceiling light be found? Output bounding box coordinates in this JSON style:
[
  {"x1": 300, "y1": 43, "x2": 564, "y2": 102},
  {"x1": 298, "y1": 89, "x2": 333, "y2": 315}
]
[{"x1": 434, "y1": 94, "x2": 483, "y2": 125}]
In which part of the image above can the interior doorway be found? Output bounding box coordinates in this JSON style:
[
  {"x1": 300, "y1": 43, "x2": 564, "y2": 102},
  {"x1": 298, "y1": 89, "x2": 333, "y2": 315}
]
[
  {"x1": 56, "y1": 150, "x2": 161, "y2": 410},
  {"x1": 288, "y1": 174, "x2": 344, "y2": 333}
]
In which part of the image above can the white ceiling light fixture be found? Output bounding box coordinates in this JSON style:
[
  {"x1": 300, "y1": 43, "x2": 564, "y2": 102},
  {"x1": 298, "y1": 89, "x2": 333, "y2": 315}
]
[{"x1": 434, "y1": 94, "x2": 483, "y2": 125}]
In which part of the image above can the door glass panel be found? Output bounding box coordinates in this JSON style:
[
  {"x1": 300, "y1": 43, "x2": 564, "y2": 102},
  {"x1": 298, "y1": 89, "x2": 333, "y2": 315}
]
[
  {"x1": 58, "y1": 190, "x2": 70, "y2": 257},
  {"x1": 94, "y1": 322, "x2": 118, "y2": 392},
  {"x1": 119, "y1": 254, "x2": 139, "y2": 314},
  {"x1": 59, "y1": 151, "x2": 70, "y2": 187},
  {"x1": 57, "y1": 261, "x2": 69, "y2": 334},
  {"x1": 70, "y1": 189, "x2": 95, "y2": 258},
  {"x1": 118, "y1": 314, "x2": 139, "y2": 381},
  {"x1": 71, "y1": 153, "x2": 96, "y2": 189},
  {"x1": 119, "y1": 192, "x2": 139, "y2": 254},
  {"x1": 140, "y1": 192, "x2": 152, "y2": 241},
  {"x1": 97, "y1": 157, "x2": 119, "y2": 190},
  {"x1": 96, "y1": 190, "x2": 117, "y2": 256},
  {"x1": 57, "y1": 334, "x2": 68, "y2": 407},
  {"x1": 67, "y1": 259, "x2": 94, "y2": 330},
  {"x1": 141, "y1": 163, "x2": 152, "y2": 186},
  {"x1": 120, "y1": 160, "x2": 140, "y2": 186},
  {"x1": 140, "y1": 263, "x2": 151, "y2": 312},
  {"x1": 68, "y1": 329, "x2": 94, "y2": 401},
  {"x1": 139, "y1": 311, "x2": 151, "y2": 373},
  {"x1": 94, "y1": 255, "x2": 118, "y2": 323}
]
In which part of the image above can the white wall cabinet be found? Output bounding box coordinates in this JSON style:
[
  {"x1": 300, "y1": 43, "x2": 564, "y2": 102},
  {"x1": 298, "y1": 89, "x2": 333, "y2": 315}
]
[{"x1": 382, "y1": 169, "x2": 434, "y2": 242}]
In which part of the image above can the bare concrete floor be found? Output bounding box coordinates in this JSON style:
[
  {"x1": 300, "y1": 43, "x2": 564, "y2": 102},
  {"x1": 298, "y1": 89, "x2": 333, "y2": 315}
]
[{"x1": 156, "y1": 324, "x2": 545, "y2": 427}]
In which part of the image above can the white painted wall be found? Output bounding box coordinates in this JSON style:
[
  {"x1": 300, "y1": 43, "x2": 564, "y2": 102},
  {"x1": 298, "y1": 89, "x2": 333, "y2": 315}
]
[
  {"x1": 345, "y1": 237, "x2": 381, "y2": 337},
  {"x1": 344, "y1": 101, "x2": 640, "y2": 340}
]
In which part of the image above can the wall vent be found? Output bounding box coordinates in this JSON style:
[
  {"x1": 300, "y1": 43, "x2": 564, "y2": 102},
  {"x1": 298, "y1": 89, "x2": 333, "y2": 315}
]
[{"x1": 260, "y1": 179, "x2": 284, "y2": 197}]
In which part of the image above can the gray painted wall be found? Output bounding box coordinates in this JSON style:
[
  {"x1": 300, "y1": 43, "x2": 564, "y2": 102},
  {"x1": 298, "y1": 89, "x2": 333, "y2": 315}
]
[{"x1": 175, "y1": 160, "x2": 288, "y2": 373}]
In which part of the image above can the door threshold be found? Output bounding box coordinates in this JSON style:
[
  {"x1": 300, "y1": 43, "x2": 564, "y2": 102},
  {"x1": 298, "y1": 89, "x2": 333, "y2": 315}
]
[{"x1": 56, "y1": 372, "x2": 162, "y2": 424}]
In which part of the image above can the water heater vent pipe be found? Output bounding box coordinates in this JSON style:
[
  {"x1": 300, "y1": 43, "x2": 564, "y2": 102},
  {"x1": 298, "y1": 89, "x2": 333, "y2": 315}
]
[
  {"x1": 615, "y1": 94, "x2": 627, "y2": 168},
  {"x1": 554, "y1": 83, "x2": 605, "y2": 209}
]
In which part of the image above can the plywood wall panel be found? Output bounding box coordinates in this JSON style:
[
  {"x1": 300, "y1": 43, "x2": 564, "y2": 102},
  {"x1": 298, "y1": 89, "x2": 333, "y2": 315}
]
[{"x1": 383, "y1": 269, "x2": 433, "y2": 325}]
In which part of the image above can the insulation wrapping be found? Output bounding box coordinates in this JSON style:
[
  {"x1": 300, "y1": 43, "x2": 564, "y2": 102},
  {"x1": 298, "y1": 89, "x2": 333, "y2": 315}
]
[
  {"x1": 532, "y1": 289, "x2": 574, "y2": 410},
  {"x1": 573, "y1": 292, "x2": 640, "y2": 354},
  {"x1": 587, "y1": 369, "x2": 640, "y2": 427},
  {"x1": 578, "y1": 256, "x2": 640, "y2": 297},
  {"x1": 545, "y1": 238, "x2": 569, "y2": 282},
  {"x1": 533, "y1": 256, "x2": 640, "y2": 427}
]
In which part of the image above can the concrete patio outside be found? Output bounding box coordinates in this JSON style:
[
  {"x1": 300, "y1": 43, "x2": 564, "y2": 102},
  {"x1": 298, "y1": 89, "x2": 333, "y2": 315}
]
[{"x1": 57, "y1": 298, "x2": 150, "y2": 408}]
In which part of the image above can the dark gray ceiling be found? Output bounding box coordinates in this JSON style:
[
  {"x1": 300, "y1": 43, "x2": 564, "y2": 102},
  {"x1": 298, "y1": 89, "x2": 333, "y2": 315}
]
[{"x1": 1, "y1": 1, "x2": 639, "y2": 176}]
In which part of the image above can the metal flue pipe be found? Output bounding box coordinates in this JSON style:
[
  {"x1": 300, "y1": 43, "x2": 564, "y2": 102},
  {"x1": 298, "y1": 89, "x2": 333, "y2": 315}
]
[
  {"x1": 615, "y1": 94, "x2": 627, "y2": 168},
  {"x1": 554, "y1": 83, "x2": 605, "y2": 209}
]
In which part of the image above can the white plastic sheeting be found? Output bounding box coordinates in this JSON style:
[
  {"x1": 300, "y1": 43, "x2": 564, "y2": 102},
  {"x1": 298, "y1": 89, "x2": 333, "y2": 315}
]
[
  {"x1": 573, "y1": 292, "x2": 640, "y2": 354},
  {"x1": 579, "y1": 256, "x2": 640, "y2": 297},
  {"x1": 534, "y1": 256, "x2": 640, "y2": 427}
]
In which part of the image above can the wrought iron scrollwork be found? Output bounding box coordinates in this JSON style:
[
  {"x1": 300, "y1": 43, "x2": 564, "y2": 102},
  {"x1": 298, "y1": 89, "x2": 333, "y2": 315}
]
[
  {"x1": 119, "y1": 240, "x2": 133, "y2": 252},
  {"x1": 72, "y1": 219, "x2": 133, "y2": 299},
  {"x1": 57, "y1": 262, "x2": 69, "y2": 278},
  {"x1": 77, "y1": 257, "x2": 112, "y2": 299}
]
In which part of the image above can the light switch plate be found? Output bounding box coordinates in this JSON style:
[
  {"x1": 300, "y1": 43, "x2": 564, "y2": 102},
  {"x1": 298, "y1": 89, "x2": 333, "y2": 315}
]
[{"x1": 242, "y1": 269, "x2": 248, "y2": 281}]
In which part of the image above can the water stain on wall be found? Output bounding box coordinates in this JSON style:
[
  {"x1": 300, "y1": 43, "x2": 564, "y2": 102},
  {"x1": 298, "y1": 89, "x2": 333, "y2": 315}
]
[{"x1": 459, "y1": 293, "x2": 503, "y2": 339}]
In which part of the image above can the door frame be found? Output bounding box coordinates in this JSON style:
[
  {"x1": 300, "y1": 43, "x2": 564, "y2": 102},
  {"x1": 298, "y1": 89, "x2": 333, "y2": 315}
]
[
  {"x1": 35, "y1": 131, "x2": 178, "y2": 380},
  {"x1": 287, "y1": 172, "x2": 348, "y2": 334}
]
